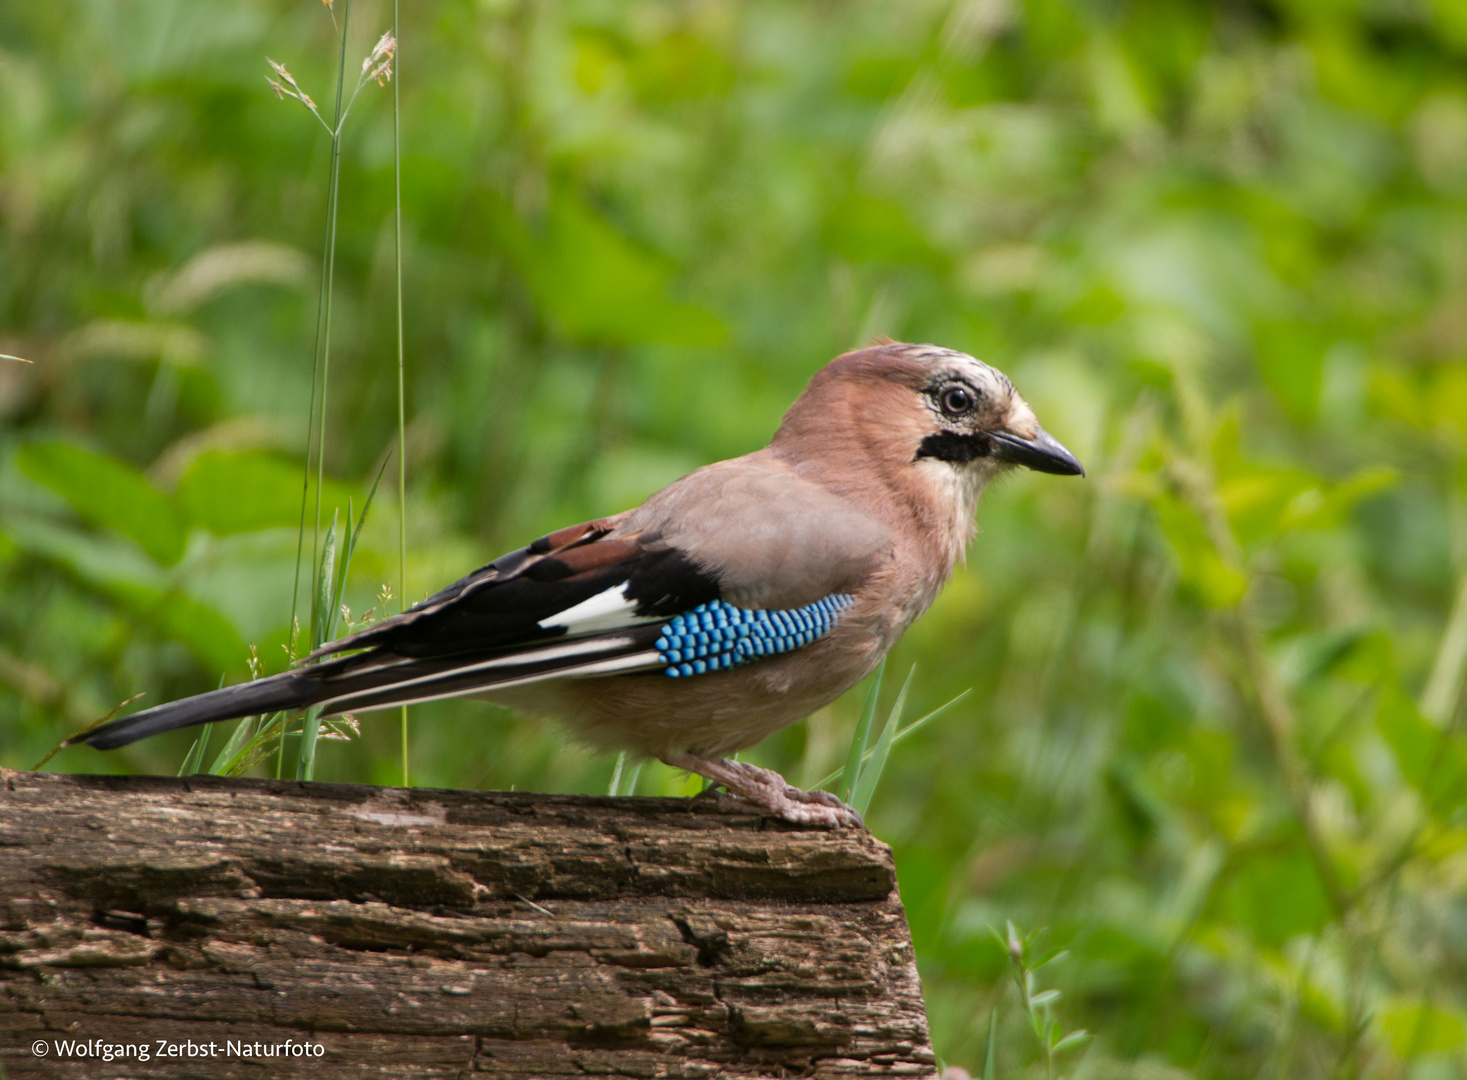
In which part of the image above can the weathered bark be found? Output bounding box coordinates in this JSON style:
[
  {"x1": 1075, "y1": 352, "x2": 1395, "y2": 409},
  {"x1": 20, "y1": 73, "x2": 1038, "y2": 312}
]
[{"x1": 0, "y1": 769, "x2": 935, "y2": 1078}]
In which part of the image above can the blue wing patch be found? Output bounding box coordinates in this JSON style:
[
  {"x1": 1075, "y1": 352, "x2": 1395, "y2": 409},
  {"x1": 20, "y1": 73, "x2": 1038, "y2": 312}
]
[{"x1": 655, "y1": 595, "x2": 854, "y2": 677}]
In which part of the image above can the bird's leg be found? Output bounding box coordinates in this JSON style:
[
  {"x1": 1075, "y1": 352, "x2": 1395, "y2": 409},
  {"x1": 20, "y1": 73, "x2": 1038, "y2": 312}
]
[{"x1": 664, "y1": 752, "x2": 864, "y2": 829}]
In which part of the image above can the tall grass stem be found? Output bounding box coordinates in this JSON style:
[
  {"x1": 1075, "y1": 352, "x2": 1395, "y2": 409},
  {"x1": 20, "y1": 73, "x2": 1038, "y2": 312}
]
[
  {"x1": 393, "y1": 0, "x2": 409, "y2": 787},
  {"x1": 285, "y1": 0, "x2": 352, "y2": 777},
  {"x1": 312, "y1": 0, "x2": 351, "y2": 641}
]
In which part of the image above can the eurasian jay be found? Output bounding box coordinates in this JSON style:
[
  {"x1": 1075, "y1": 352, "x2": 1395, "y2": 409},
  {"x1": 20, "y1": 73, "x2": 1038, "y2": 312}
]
[{"x1": 71, "y1": 342, "x2": 1083, "y2": 826}]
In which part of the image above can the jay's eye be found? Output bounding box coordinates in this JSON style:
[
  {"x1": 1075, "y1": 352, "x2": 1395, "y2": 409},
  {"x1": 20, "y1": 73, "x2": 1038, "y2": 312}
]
[{"x1": 940, "y1": 385, "x2": 975, "y2": 415}]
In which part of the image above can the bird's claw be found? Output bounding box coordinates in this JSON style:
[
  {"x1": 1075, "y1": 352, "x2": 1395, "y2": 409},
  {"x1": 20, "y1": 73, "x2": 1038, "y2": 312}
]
[{"x1": 669, "y1": 754, "x2": 864, "y2": 829}]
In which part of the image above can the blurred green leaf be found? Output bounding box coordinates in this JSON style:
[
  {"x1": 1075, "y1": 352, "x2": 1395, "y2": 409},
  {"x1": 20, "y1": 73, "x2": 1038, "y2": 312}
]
[
  {"x1": 1051, "y1": 1029, "x2": 1091, "y2": 1054},
  {"x1": 513, "y1": 194, "x2": 724, "y2": 347},
  {"x1": 626, "y1": 32, "x2": 733, "y2": 100},
  {"x1": 17, "y1": 440, "x2": 187, "y2": 565},
  {"x1": 1254, "y1": 320, "x2": 1326, "y2": 424},
  {"x1": 1375, "y1": 686, "x2": 1467, "y2": 814},
  {"x1": 4, "y1": 513, "x2": 243, "y2": 674},
  {"x1": 825, "y1": 193, "x2": 942, "y2": 267},
  {"x1": 1151, "y1": 496, "x2": 1247, "y2": 608},
  {"x1": 1378, "y1": 998, "x2": 1467, "y2": 1058},
  {"x1": 1216, "y1": 845, "x2": 1334, "y2": 947},
  {"x1": 176, "y1": 451, "x2": 355, "y2": 536}
]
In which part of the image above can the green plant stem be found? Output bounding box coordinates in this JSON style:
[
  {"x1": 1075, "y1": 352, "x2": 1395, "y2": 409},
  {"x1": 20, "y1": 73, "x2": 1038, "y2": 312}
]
[
  {"x1": 300, "y1": 0, "x2": 349, "y2": 782},
  {"x1": 394, "y1": 0, "x2": 408, "y2": 788},
  {"x1": 296, "y1": 705, "x2": 324, "y2": 781},
  {"x1": 285, "y1": 0, "x2": 351, "y2": 779},
  {"x1": 313, "y1": 0, "x2": 350, "y2": 637}
]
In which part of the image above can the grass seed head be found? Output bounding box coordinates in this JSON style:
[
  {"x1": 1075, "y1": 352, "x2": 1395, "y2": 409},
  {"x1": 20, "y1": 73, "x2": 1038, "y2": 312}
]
[
  {"x1": 363, "y1": 31, "x2": 396, "y2": 86},
  {"x1": 265, "y1": 59, "x2": 318, "y2": 113}
]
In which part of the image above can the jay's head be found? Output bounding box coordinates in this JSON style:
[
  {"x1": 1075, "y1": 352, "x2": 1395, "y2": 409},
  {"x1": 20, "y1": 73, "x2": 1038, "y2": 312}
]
[{"x1": 773, "y1": 340, "x2": 1084, "y2": 499}]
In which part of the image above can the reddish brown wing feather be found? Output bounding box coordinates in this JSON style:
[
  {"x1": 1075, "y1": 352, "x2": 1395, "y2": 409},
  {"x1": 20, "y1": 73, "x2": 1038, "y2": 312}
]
[{"x1": 307, "y1": 516, "x2": 623, "y2": 660}]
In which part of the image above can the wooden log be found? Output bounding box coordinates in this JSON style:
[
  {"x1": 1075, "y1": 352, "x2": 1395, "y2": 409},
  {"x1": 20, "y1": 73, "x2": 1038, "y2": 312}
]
[{"x1": 0, "y1": 769, "x2": 936, "y2": 1078}]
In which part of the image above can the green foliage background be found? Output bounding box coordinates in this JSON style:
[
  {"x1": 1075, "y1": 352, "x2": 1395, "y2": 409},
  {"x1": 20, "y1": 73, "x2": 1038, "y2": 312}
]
[{"x1": 4, "y1": 0, "x2": 1467, "y2": 1075}]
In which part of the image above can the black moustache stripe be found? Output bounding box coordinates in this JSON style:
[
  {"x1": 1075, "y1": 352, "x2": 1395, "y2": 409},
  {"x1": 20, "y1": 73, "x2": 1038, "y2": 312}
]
[{"x1": 915, "y1": 432, "x2": 989, "y2": 464}]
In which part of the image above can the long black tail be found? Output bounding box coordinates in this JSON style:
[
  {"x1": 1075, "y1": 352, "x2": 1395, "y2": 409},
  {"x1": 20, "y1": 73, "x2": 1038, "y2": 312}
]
[
  {"x1": 69, "y1": 626, "x2": 668, "y2": 752},
  {"x1": 69, "y1": 672, "x2": 322, "y2": 750}
]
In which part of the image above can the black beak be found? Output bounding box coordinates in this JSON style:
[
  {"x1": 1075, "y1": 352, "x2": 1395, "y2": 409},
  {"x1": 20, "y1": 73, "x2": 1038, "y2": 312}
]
[{"x1": 989, "y1": 427, "x2": 1085, "y2": 477}]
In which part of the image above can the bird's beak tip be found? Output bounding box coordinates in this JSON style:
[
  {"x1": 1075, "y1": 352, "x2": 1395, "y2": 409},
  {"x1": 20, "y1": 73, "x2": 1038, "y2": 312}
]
[{"x1": 989, "y1": 427, "x2": 1085, "y2": 477}]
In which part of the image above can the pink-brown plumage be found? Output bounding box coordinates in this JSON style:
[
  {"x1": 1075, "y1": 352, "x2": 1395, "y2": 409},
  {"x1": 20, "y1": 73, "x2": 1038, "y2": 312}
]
[{"x1": 72, "y1": 341, "x2": 1083, "y2": 826}]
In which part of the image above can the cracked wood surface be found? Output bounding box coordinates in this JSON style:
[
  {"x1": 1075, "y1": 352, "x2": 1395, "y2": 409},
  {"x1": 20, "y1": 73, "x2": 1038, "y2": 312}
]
[{"x1": 0, "y1": 769, "x2": 935, "y2": 1078}]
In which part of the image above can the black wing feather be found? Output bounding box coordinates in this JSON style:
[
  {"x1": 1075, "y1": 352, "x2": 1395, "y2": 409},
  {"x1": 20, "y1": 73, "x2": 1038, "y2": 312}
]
[{"x1": 69, "y1": 518, "x2": 724, "y2": 751}]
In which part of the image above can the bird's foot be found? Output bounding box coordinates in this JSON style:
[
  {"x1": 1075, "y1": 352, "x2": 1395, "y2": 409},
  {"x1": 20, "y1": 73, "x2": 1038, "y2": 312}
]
[{"x1": 666, "y1": 753, "x2": 864, "y2": 829}]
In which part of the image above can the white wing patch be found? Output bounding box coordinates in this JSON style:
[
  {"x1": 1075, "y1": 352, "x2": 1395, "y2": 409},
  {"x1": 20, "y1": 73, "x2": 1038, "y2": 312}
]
[
  {"x1": 316, "y1": 650, "x2": 664, "y2": 716},
  {"x1": 537, "y1": 583, "x2": 661, "y2": 636},
  {"x1": 322, "y1": 632, "x2": 646, "y2": 687}
]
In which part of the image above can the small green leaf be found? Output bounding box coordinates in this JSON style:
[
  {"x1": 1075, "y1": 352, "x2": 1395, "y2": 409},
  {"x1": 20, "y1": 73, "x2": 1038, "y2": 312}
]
[
  {"x1": 1051, "y1": 1030, "x2": 1092, "y2": 1055},
  {"x1": 1032, "y1": 947, "x2": 1069, "y2": 971},
  {"x1": 18, "y1": 440, "x2": 187, "y2": 564},
  {"x1": 1030, "y1": 989, "x2": 1061, "y2": 1008}
]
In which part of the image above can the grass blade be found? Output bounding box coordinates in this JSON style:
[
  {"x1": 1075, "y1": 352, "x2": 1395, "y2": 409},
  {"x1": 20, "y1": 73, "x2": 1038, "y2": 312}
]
[
  {"x1": 310, "y1": 509, "x2": 339, "y2": 651},
  {"x1": 297, "y1": 463, "x2": 383, "y2": 781},
  {"x1": 178, "y1": 723, "x2": 212, "y2": 776},
  {"x1": 327, "y1": 496, "x2": 354, "y2": 642},
  {"x1": 294, "y1": 704, "x2": 325, "y2": 782},
  {"x1": 208, "y1": 715, "x2": 257, "y2": 775},
  {"x1": 298, "y1": 510, "x2": 338, "y2": 781},
  {"x1": 222, "y1": 710, "x2": 297, "y2": 777},
  {"x1": 838, "y1": 659, "x2": 884, "y2": 805},
  {"x1": 343, "y1": 461, "x2": 387, "y2": 581},
  {"x1": 851, "y1": 663, "x2": 915, "y2": 815},
  {"x1": 610, "y1": 754, "x2": 644, "y2": 797},
  {"x1": 813, "y1": 688, "x2": 969, "y2": 791}
]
